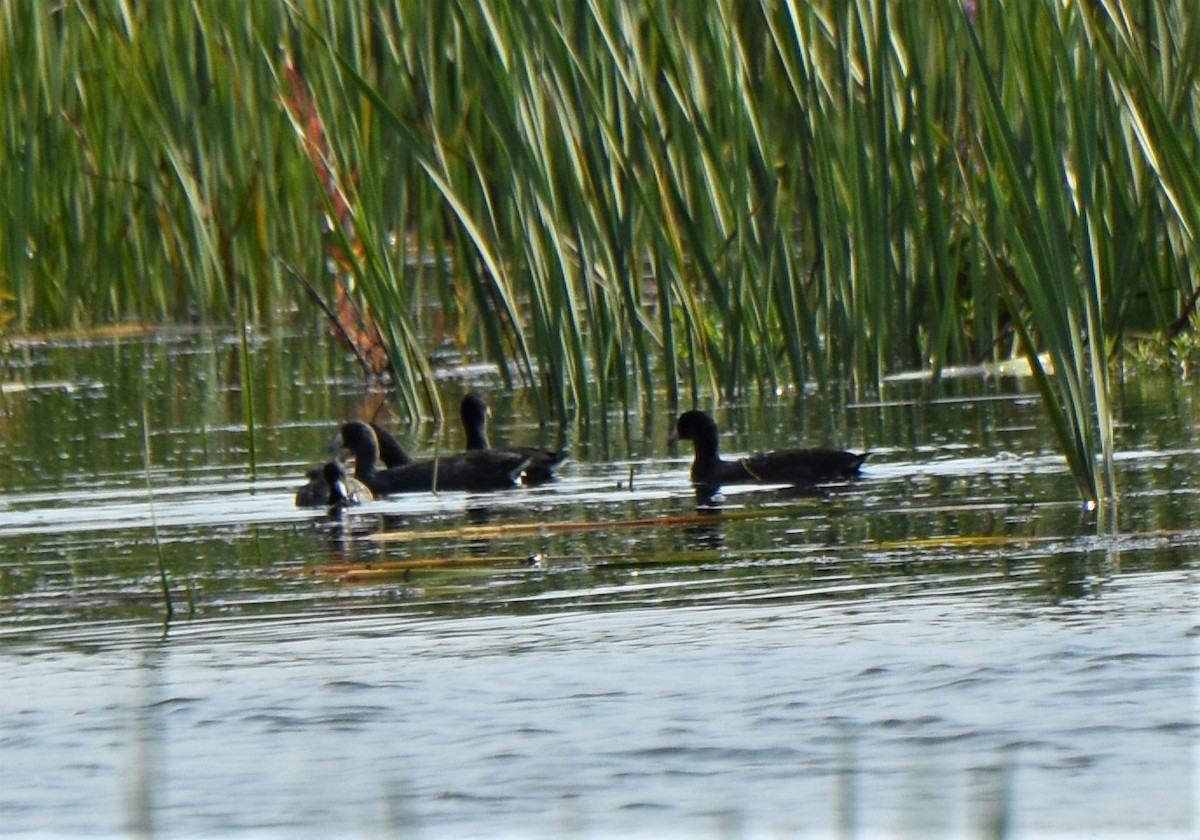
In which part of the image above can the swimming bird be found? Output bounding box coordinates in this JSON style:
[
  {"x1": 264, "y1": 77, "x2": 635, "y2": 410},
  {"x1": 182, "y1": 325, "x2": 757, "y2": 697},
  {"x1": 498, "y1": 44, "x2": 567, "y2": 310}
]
[
  {"x1": 296, "y1": 421, "x2": 408, "y2": 507},
  {"x1": 336, "y1": 420, "x2": 530, "y2": 495},
  {"x1": 323, "y1": 459, "x2": 370, "y2": 509},
  {"x1": 369, "y1": 421, "x2": 413, "y2": 468},
  {"x1": 669, "y1": 410, "x2": 867, "y2": 488},
  {"x1": 460, "y1": 390, "x2": 567, "y2": 485},
  {"x1": 295, "y1": 459, "x2": 373, "y2": 508}
]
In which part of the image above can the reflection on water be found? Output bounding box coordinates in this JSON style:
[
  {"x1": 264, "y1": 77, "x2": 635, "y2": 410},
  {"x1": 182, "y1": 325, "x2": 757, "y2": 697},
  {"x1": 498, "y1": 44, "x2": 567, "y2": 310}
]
[{"x1": 0, "y1": 328, "x2": 1197, "y2": 836}]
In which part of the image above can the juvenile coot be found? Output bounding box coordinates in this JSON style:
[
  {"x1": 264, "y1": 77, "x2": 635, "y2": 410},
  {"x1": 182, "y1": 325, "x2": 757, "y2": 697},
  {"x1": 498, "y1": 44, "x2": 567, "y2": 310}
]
[
  {"x1": 324, "y1": 459, "x2": 370, "y2": 509},
  {"x1": 294, "y1": 459, "x2": 373, "y2": 508},
  {"x1": 370, "y1": 422, "x2": 413, "y2": 468},
  {"x1": 460, "y1": 391, "x2": 567, "y2": 485},
  {"x1": 336, "y1": 420, "x2": 530, "y2": 495},
  {"x1": 670, "y1": 410, "x2": 866, "y2": 488}
]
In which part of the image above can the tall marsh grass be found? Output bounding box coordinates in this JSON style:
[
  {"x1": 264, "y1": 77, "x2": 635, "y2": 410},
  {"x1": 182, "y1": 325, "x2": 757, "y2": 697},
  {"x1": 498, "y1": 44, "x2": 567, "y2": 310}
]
[{"x1": 2, "y1": 1, "x2": 1198, "y2": 505}]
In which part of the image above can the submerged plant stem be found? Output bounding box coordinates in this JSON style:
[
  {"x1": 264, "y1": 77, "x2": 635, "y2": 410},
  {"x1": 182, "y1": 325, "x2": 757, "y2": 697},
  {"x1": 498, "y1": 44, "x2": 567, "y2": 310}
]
[{"x1": 141, "y1": 400, "x2": 173, "y2": 621}]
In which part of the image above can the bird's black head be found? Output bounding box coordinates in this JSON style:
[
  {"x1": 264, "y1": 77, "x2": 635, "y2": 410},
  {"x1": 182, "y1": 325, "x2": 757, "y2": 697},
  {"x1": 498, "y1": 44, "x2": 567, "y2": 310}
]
[
  {"x1": 333, "y1": 421, "x2": 382, "y2": 477},
  {"x1": 322, "y1": 460, "x2": 352, "y2": 506},
  {"x1": 338, "y1": 420, "x2": 377, "y2": 452},
  {"x1": 672, "y1": 410, "x2": 722, "y2": 457}
]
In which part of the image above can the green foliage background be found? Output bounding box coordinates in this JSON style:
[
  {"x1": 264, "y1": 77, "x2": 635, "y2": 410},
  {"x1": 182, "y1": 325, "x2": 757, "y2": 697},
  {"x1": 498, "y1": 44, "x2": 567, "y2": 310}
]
[{"x1": 2, "y1": 0, "x2": 1198, "y2": 503}]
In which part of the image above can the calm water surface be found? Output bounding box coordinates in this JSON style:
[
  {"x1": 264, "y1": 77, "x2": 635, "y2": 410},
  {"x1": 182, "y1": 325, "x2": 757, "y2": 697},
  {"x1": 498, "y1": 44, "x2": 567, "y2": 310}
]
[{"x1": 0, "y1": 328, "x2": 1196, "y2": 837}]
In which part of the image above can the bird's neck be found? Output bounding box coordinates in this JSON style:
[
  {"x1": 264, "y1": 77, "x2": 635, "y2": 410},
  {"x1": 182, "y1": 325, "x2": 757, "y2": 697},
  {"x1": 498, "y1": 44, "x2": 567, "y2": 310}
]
[
  {"x1": 691, "y1": 442, "x2": 723, "y2": 468},
  {"x1": 354, "y1": 444, "x2": 379, "y2": 479}
]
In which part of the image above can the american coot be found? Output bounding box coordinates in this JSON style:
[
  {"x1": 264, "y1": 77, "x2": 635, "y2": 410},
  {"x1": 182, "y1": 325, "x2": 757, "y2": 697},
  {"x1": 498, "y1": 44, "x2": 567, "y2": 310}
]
[
  {"x1": 370, "y1": 421, "x2": 413, "y2": 468},
  {"x1": 295, "y1": 420, "x2": 407, "y2": 508},
  {"x1": 460, "y1": 391, "x2": 567, "y2": 485},
  {"x1": 336, "y1": 420, "x2": 530, "y2": 495},
  {"x1": 669, "y1": 410, "x2": 867, "y2": 488},
  {"x1": 324, "y1": 459, "x2": 371, "y2": 509},
  {"x1": 295, "y1": 460, "x2": 373, "y2": 508}
]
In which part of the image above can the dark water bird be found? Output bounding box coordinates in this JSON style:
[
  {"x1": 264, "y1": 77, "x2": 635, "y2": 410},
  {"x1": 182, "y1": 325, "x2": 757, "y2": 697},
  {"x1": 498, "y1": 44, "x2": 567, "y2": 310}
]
[
  {"x1": 296, "y1": 421, "x2": 407, "y2": 508},
  {"x1": 323, "y1": 459, "x2": 370, "y2": 509},
  {"x1": 460, "y1": 390, "x2": 567, "y2": 485},
  {"x1": 336, "y1": 420, "x2": 530, "y2": 495},
  {"x1": 669, "y1": 410, "x2": 867, "y2": 488},
  {"x1": 295, "y1": 460, "x2": 373, "y2": 508},
  {"x1": 369, "y1": 421, "x2": 413, "y2": 468}
]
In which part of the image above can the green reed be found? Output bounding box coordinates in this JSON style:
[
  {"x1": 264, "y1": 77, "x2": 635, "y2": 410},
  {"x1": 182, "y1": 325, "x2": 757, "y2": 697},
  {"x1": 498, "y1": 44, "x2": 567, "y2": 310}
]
[{"x1": 2, "y1": 1, "x2": 1198, "y2": 505}]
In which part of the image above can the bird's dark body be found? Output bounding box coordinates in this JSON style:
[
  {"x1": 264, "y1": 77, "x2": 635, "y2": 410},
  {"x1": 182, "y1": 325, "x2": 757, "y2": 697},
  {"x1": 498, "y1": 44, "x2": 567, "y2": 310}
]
[{"x1": 672, "y1": 410, "x2": 866, "y2": 488}]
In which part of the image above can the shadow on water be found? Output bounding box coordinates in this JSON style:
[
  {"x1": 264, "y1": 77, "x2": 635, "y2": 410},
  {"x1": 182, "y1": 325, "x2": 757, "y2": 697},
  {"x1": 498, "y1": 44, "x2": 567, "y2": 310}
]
[{"x1": 0, "y1": 329, "x2": 1196, "y2": 836}]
